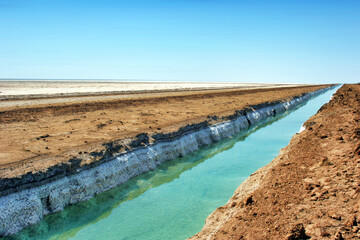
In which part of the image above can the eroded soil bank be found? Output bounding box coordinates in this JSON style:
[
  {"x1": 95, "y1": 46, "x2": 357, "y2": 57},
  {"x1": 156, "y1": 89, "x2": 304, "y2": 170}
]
[
  {"x1": 0, "y1": 85, "x2": 328, "y2": 181},
  {"x1": 191, "y1": 84, "x2": 360, "y2": 240}
]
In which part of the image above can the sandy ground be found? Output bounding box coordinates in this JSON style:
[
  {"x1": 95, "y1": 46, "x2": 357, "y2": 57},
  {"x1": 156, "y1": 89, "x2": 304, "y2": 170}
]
[
  {"x1": 0, "y1": 84, "x2": 328, "y2": 180},
  {"x1": 191, "y1": 84, "x2": 360, "y2": 240}
]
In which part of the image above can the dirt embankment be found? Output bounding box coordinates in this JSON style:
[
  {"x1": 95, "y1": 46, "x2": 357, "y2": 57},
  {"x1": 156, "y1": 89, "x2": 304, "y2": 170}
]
[
  {"x1": 0, "y1": 85, "x2": 328, "y2": 173},
  {"x1": 0, "y1": 85, "x2": 332, "y2": 197},
  {"x1": 191, "y1": 84, "x2": 360, "y2": 240}
]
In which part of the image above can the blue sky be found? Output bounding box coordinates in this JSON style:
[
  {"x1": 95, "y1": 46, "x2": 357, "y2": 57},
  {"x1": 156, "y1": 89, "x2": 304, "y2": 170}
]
[{"x1": 0, "y1": 0, "x2": 359, "y2": 83}]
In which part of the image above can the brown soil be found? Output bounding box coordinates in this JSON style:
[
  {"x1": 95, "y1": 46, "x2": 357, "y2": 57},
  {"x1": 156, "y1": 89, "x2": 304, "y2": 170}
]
[
  {"x1": 0, "y1": 85, "x2": 328, "y2": 180},
  {"x1": 190, "y1": 84, "x2": 360, "y2": 240}
]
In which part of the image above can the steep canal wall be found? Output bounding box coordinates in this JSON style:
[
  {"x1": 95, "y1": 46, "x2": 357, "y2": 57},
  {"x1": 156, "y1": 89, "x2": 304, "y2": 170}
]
[{"x1": 0, "y1": 86, "x2": 334, "y2": 237}]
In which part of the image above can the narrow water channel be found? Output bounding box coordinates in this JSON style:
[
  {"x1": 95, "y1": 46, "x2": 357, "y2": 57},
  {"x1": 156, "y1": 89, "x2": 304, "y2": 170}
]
[{"x1": 6, "y1": 87, "x2": 338, "y2": 240}]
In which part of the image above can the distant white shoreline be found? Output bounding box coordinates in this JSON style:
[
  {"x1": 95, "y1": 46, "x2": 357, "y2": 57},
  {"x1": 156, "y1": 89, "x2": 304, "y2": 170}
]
[
  {"x1": 0, "y1": 81, "x2": 301, "y2": 97},
  {"x1": 0, "y1": 79, "x2": 305, "y2": 85}
]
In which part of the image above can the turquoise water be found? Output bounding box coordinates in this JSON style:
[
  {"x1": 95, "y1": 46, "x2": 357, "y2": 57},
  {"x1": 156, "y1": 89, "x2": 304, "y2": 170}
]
[{"x1": 6, "y1": 87, "x2": 338, "y2": 240}]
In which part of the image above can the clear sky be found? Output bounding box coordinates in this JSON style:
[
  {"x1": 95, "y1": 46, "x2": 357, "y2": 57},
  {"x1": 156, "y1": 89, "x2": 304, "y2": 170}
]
[{"x1": 0, "y1": 0, "x2": 359, "y2": 83}]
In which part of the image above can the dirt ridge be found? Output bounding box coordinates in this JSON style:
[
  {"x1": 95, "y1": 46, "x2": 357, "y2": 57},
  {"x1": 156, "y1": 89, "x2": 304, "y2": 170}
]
[{"x1": 191, "y1": 84, "x2": 360, "y2": 239}]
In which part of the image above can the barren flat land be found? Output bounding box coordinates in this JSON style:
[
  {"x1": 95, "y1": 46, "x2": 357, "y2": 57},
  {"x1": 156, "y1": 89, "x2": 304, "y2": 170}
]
[
  {"x1": 0, "y1": 82, "x2": 328, "y2": 180},
  {"x1": 0, "y1": 81, "x2": 299, "y2": 97},
  {"x1": 191, "y1": 84, "x2": 360, "y2": 240},
  {"x1": 0, "y1": 81, "x2": 303, "y2": 108}
]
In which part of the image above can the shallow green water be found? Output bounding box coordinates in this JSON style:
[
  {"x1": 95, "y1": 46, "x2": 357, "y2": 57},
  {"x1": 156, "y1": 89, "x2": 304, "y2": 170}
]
[{"x1": 6, "y1": 87, "x2": 338, "y2": 240}]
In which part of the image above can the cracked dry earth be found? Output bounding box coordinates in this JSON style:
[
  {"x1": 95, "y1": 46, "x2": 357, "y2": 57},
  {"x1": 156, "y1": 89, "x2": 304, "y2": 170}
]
[{"x1": 191, "y1": 84, "x2": 360, "y2": 240}]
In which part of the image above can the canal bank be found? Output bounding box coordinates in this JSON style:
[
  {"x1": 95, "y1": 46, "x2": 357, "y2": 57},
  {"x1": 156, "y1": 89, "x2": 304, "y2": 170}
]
[
  {"x1": 0, "y1": 86, "x2": 336, "y2": 238},
  {"x1": 192, "y1": 85, "x2": 360, "y2": 239}
]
